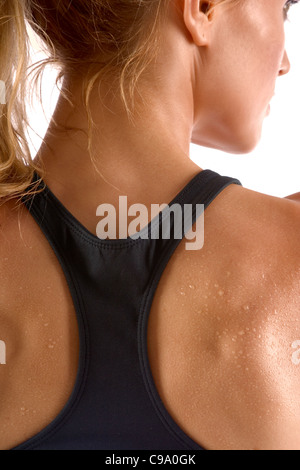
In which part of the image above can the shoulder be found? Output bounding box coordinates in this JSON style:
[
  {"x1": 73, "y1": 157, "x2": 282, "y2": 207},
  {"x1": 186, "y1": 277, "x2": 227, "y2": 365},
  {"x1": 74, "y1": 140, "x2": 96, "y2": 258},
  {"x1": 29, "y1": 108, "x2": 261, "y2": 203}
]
[
  {"x1": 285, "y1": 192, "x2": 300, "y2": 203},
  {"x1": 0, "y1": 198, "x2": 26, "y2": 251},
  {"x1": 148, "y1": 182, "x2": 300, "y2": 449},
  {"x1": 202, "y1": 182, "x2": 300, "y2": 264},
  {"x1": 196, "y1": 185, "x2": 300, "y2": 448},
  {"x1": 199, "y1": 183, "x2": 300, "y2": 329},
  {"x1": 0, "y1": 199, "x2": 22, "y2": 310},
  {"x1": 0, "y1": 197, "x2": 36, "y2": 306}
]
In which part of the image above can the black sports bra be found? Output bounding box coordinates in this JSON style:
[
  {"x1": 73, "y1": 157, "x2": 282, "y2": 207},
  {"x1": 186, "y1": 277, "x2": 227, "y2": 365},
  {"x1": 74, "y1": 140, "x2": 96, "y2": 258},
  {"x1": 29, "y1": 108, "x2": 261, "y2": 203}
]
[{"x1": 11, "y1": 168, "x2": 242, "y2": 450}]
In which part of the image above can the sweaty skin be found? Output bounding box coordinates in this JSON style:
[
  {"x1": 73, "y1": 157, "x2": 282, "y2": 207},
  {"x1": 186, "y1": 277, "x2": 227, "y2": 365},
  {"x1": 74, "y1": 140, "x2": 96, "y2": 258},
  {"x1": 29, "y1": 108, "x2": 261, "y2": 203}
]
[{"x1": 0, "y1": 0, "x2": 299, "y2": 450}]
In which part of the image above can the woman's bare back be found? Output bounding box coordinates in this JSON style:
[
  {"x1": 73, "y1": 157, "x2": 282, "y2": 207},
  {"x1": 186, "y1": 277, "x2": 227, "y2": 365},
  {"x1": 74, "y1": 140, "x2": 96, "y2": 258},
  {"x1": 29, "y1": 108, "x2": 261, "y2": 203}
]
[{"x1": 0, "y1": 174, "x2": 300, "y2": 450}]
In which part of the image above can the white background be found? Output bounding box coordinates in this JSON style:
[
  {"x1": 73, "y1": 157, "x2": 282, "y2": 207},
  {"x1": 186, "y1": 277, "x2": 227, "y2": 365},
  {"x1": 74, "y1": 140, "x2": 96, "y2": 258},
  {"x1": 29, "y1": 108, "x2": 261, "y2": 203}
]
[{"x1": 27, "y1": 6, "x2": 300, "y2": 198}]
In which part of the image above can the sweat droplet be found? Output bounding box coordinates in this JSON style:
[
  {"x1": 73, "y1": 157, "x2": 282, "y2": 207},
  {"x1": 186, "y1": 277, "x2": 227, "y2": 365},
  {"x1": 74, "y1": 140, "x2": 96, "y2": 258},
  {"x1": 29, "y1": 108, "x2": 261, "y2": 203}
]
[
  {"x1": 189, "y1": 285, "x2": 195, "y2": 290},
  {"x1": 218, "y1": 290, "x2": 225, "y2": 296}
]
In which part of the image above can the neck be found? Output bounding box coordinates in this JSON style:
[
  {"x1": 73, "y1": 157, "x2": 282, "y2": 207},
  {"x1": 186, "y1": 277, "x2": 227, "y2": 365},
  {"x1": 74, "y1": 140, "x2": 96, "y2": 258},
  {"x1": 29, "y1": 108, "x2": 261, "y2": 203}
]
[{"x1": 34, "y1": 74, "x2": 201, "y2": 197}]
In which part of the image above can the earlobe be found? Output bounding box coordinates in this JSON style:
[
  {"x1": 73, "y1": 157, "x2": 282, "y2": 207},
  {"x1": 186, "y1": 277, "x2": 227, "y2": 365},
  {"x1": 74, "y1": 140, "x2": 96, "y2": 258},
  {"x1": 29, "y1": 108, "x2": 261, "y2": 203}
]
[{"x1": 183, "y1": 0, "x2": 213, "y2": 47}]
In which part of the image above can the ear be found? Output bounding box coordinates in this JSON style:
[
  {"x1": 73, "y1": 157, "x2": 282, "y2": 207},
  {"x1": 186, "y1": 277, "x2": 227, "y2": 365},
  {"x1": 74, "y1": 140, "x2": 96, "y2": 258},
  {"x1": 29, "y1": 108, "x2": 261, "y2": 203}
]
[{"x1": 183, "y1": 0, "x2": 214, "y2": 46}]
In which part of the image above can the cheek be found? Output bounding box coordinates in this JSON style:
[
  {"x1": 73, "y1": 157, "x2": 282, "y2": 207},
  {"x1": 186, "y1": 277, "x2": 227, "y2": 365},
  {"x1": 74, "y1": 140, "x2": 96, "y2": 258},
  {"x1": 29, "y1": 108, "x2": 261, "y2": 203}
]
[
  {"x1": 193, "y1": 45, "x2": 282, "y2": 153},
  {"x1": 253, "y1": 30, "x2": 285, "y2": 90},
  {"x1": 227, "y1": 31, "x2": 283, "y2": 108},
  {"x1": 210, "y1": 32, "x2": 282, "y2": 117},
  {"x1": 211, "y1": 7, "x2": 285, "y2": 107},
  {"x1": 193, "y1": 7, "x2": 286, "y2": 153}
]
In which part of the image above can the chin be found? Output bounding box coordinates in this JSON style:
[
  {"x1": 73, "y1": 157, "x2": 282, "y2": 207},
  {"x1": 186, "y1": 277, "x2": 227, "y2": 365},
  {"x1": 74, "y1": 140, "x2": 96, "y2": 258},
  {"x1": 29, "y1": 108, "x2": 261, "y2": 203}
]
[{"x1": 191, "y1": 125, "x2": 261, "y2": 155}]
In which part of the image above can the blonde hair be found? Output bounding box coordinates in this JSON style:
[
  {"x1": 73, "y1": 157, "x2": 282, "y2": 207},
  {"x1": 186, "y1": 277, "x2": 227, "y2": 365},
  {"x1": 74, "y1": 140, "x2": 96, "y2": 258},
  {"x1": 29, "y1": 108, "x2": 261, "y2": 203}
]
[{"x1": 0, "y1": 0, "x2": 238, "y2": 206}]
